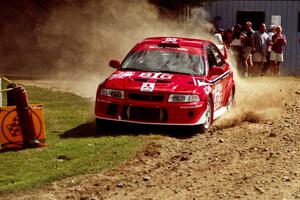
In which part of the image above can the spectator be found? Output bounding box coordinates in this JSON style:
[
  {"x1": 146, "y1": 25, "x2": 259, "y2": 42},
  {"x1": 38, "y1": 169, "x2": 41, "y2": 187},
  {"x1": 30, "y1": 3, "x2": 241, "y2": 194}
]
[
  {"x1": 242, "y1": 21, "x2": 254, "y2": 77},
  {"x1": 212, "y1": 16, "x2": 222, "y2": 30},
  {"x1": 268, "y1": 25, "x2": 276, "y2": 43},
  {"x1": 222, "y1": 29, "x2": 233, "y2": 48},
  {"x1": 213, "y1": 28, "x2": 224, "y2": 44},
  {"x1": 231, "y1": 24, "x2": 243, "y2": 72},
  {"x1": 231, "y1": 24, "x2": 242, "y2": 48},
  {"x1": 265, "y1": 25, "x2": 276, "y2": 74},
  {"x1": 252, "y1": 23, "x2": 269, "y2": 76},
  {"x1": 270, "y1": 26, "x2": 287, "y2": 76}
]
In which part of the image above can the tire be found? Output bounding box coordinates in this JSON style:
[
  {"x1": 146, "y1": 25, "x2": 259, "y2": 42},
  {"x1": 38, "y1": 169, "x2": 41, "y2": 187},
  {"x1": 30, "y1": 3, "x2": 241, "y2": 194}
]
[
  {"x1": 191, "y1": 99, "x2": 212, "y2": 133},
  {"x1": 96, "y1": 118, "x2": 111, "y2": 131}
]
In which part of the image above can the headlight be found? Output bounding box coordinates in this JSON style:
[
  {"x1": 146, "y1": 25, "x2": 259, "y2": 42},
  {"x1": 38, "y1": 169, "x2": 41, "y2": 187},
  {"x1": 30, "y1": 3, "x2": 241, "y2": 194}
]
[
  {"x1": 168, "y1": 94, "x2": 200, "y2": 102},
  {"x1": 101, "y1": 89, "x2": 125, "y2": 99}
]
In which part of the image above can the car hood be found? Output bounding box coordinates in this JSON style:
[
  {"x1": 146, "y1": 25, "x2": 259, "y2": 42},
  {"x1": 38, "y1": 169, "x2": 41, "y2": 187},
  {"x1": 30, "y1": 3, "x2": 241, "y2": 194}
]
[{"x1": 103, "y1": 71, "x2": 209, "y2": 93}]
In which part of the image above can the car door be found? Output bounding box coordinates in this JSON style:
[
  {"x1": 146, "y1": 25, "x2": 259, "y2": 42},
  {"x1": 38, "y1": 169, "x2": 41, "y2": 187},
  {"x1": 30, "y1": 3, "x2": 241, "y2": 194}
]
[{"x1": 207, "y1": 44, "x2": 230, "y2": 111}]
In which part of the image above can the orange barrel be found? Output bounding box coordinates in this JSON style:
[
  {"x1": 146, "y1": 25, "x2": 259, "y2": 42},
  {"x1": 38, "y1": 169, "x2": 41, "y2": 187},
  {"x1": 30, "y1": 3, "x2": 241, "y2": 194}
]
[
  {"x1": 0, "y1": 104, "x2": 47, "y2": 151},
  {"x1": 13, "y1": 86, "x2": 41, "y2": 148}
]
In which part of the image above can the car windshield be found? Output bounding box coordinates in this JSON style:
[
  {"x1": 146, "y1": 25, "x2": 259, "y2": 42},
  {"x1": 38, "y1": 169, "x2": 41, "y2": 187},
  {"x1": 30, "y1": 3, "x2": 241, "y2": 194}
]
[{"x1": 121, "y1": 48, "x2": 205, "y2": 76}]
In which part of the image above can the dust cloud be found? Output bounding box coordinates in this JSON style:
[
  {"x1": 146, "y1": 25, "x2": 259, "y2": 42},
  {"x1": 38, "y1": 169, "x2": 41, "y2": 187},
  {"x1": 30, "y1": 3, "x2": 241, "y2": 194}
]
[
  {"x1": 35, "y1": 0, "x2": 213, "y2": 97},
  {"x1": 214, "y1": 56, "x2": 286, "y2": 129},
  {"x1": 2, "y1": 0, "x2": 287, "y2": 128}
]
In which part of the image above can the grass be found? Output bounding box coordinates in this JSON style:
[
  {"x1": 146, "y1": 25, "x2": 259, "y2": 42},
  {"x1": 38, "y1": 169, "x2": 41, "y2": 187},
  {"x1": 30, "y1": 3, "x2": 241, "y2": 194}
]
[{"x1": 0, "y1": 81, "x2": 146, "y2": 195}]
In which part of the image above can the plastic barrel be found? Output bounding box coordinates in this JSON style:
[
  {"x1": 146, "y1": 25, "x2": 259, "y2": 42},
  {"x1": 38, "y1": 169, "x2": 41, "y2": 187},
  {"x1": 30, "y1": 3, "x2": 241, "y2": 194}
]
[{"x1": 13, "y1": 86, "x2": 41, "y2": 148}]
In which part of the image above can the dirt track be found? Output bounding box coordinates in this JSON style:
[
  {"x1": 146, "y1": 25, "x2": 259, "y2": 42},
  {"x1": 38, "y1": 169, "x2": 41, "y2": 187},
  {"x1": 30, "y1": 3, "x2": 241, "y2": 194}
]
[{"x1": 3, "y1": 77, "x2": 300, "y2": 200}]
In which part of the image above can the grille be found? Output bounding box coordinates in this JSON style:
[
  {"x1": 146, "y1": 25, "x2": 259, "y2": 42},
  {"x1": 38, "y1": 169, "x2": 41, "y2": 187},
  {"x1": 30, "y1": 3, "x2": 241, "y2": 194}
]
[
  {"x1": 128, "y1": 93, "x2": 164, "y2": 102},
  {"x1": 122, "y1": 106, "x2": 167, "y2": 122},
  {"x1": 106, "y1": 104, "x2": 118, "y2": 116}
]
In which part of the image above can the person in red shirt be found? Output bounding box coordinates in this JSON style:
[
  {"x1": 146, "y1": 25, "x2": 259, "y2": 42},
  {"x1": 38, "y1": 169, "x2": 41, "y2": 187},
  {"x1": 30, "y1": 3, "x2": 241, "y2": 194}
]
[{"x1": 269, "y1": 26, "x2": 287, "y2": 75}]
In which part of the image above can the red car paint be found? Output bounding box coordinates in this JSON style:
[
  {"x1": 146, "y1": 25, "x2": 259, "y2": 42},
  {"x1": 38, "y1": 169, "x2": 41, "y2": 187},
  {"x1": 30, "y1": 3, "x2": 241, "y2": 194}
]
[{"x1": 95, "y1": 37, "x2": 234, "y2": 129}]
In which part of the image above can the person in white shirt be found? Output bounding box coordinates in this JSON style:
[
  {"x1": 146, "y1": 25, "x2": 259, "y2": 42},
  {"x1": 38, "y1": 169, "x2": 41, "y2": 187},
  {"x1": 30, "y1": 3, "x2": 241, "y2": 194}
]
[
  {"x1": 252, "y1": 23, "x2": 269, "y2": 76},
  {"x1": 213, "y1": 28, "x2": 224, "y2": 45},
  {"x1": 265, "y1": 25, "x2": 276, "y2": 74}
]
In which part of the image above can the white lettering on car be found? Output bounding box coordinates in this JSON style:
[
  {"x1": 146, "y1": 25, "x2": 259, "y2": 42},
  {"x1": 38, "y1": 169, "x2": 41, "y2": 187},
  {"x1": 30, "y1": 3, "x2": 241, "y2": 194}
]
[
  {"x1": 180, "y1": 105, "x2": 202, "y2": 109},
  {"x1": 204, "y1": 86, "x2": 212, "y2": 94},
  {"x1": 148, "y1": 46, "x2": 187, "y2": 51},
  {"x1": 141, "y1": 83, "x2": 155, "y2": 92},
  {"x1": 139, "y1": 72, "x2": 173, "y2": 79},
  {"x1": 159, "y1": 73, "x2": 173, "y2": 79},
  {"x1": 164, "y1": 37, "x2": 177, "y2": 42},
  {"x1": 109, "y1": 72, "x2": 134, "y2": 80},
  {"x1": 214, "y1": 84, "x2": 223, "y2": 108},
  {"x1": 139, "y1": 72, "x2": 152, "y2": 78}
]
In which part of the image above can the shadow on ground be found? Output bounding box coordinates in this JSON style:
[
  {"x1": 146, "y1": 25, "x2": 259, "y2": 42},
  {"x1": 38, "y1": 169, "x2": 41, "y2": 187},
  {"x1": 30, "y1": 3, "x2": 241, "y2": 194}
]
[{"x1": 60, "y1": 120, "x2": 198, "y2": 139}]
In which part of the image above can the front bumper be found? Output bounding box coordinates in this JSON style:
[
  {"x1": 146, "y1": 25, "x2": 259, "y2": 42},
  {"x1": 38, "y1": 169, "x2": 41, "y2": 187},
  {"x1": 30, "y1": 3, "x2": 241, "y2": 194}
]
[{"x1": 95, "y1": 94, "x2": 208, "y2": 126}]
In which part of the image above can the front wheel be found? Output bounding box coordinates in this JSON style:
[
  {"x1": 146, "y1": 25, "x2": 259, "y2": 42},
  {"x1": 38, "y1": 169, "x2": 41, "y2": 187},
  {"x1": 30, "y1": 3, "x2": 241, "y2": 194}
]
[
  {"x1": 96, "y1": 118, "x2": 112, "y2": 131},
  {"x1": 191, "y1": 99, "x2": 212, "y2": 133}
]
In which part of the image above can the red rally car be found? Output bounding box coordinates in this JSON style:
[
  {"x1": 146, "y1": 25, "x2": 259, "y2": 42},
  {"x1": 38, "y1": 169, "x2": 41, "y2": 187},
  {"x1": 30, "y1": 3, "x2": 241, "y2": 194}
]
[{"x1": 95, "y1": 37, "x2": 235, "y2": 132}]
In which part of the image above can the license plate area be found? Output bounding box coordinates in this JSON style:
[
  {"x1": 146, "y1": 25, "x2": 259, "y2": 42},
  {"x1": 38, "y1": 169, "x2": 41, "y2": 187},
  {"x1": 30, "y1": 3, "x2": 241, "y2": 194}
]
[{"x1": 122, "y1": 106, "x2": 167, "y2": 122}]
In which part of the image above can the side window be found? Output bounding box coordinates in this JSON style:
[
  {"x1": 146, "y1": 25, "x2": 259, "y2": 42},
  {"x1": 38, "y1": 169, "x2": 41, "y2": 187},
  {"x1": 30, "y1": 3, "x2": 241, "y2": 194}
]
[
  {"x1": 207, "y1": 47, "x2": 217, "y2": 69},
  {"x1": 210, "y1": 45, "x2": 225, "y2": 67}
]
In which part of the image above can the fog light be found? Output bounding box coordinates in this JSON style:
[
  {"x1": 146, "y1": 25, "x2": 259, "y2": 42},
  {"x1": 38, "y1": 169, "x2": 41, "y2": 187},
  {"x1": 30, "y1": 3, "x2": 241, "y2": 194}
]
[{"x1": 188, "y1": 111, "x2": 194, "y2": 117}]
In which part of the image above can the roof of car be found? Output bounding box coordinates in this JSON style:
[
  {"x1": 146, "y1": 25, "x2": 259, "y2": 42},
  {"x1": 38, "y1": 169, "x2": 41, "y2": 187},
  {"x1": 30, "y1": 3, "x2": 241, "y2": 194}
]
[{"x1": 137, "y1": 37, "x2": 209, "y2": 48}]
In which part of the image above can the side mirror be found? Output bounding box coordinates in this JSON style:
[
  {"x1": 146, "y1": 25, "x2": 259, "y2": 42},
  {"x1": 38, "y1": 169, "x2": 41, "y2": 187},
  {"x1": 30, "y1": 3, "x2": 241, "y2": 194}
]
[{"x1": 109, "y1": 60, "x2": 121, "y2": 69}]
